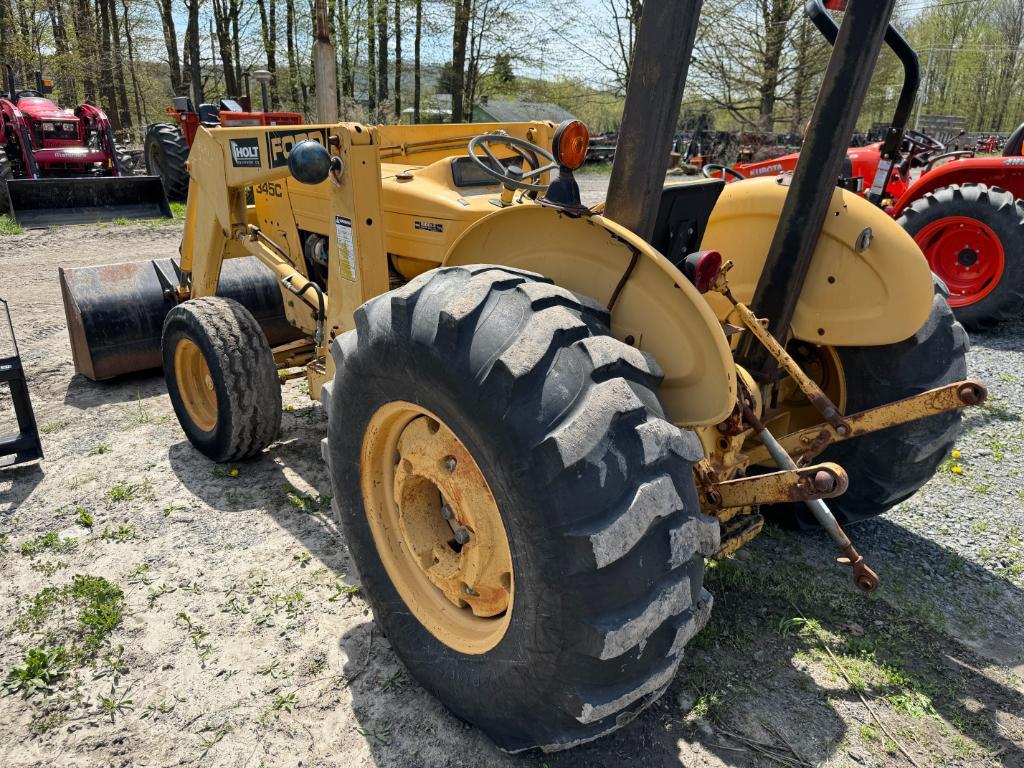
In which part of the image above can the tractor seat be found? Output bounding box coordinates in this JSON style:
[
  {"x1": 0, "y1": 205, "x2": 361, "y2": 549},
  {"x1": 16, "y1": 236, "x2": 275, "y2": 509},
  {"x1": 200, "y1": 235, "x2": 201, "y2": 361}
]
[
  {"x1": 198, "y1": 103, "x2": 221, "y2": 127},
  {"x1": 651, "y1": 178, "x2": 726, "y2": 268}
]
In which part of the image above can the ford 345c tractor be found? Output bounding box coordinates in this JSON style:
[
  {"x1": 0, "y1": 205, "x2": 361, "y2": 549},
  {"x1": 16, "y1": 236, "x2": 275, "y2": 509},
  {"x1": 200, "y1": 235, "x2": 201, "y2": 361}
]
[{"x1": 58, "y1": 0, "x2": 984, "y2": 753}]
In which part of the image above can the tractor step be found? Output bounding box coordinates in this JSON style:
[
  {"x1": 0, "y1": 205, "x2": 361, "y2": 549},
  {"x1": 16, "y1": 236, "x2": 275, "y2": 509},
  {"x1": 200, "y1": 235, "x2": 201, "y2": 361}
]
[
  {"x1": 0, "y1": 299, "x2": 43, "y2": 469},
  {"x1": 6, "y1": 176, "x2": 171, "y2": 227}
]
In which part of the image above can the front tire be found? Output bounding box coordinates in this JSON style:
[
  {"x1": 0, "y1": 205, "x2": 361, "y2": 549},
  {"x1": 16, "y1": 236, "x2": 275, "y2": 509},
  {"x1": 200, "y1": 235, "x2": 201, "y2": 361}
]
[
  {"x1": 161, "y1": 297, "x2": 281, "y2": 462},
  {"x1": 322, "y1": 265, "x2": 719, "y2": 752},
  {"x1": 899, "y1": 183, "x2": 1024, "y2": 330}
]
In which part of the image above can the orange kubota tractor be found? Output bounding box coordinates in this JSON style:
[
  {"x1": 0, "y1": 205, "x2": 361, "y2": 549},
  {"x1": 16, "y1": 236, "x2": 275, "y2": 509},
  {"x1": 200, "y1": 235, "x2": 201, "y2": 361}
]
[{"x1": 145, "y1": 94, "x2": 303, "y2": 202}]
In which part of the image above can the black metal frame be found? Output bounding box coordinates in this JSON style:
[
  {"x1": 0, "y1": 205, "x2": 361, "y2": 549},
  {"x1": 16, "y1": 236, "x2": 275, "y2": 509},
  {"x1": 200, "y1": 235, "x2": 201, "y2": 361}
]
[
  {"x1": 605, "y1": 0, "x2": 705, "y2": 242},
  {"x1": 0, "y1": 298, "x2": 43, "y2": 468},
  {"x1": 807, "y1": 0, "x2": 919, "y2": 204},
  {"x1": 737, "y1": 0, "x2": 899, "y2": 378}
]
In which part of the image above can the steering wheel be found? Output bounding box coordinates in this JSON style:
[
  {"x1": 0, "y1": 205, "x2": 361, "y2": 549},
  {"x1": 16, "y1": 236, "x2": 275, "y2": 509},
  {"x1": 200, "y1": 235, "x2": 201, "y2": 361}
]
[
  {"x1": 467, "y1": 133, "x2": 557, "y2": 192},
  {"x1": 903, "y1": 129, "x2": 945, "y2": 154},
  {"x1": 701, "y1": 163, "x2": 746, "y2": 182}
]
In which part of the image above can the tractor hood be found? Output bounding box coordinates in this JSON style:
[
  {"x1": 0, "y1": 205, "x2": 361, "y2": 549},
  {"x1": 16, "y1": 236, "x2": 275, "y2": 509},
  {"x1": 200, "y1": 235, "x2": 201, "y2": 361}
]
[{"x1": 17, "y1": 96, "x2": 76, "y2": 121}]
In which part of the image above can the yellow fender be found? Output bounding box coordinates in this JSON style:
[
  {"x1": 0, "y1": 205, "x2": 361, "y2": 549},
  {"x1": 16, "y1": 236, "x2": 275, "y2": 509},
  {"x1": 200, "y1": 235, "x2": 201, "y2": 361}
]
[
  {"x1": 700, "y1": 178, "x2": 934, "y2": 346},
  {"x1": 443, "y1": 206, "x2": 736, "y2": 428}
]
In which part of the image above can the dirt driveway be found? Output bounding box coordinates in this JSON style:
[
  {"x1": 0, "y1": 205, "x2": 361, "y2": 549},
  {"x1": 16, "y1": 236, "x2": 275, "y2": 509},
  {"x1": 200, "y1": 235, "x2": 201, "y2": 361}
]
[{"x1": 1, "y1": 191, "x2": 1022, "y2": 767}]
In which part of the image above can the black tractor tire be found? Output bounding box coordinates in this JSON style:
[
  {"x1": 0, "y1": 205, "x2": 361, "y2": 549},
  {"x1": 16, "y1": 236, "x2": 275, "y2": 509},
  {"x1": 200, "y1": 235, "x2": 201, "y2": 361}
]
[
  {"x1": 899, "y1": 183, "x2": 1024, "y2": 331},
  {"x1": 0, "y1": 145, "x2": 12, "y2": 215},
  {"x1": 161, "y1": 296, "x2": 281, "y2": 463},
  {"x1": 780, "y1": 285, "x2": 968, "y2": 529},
  {"x1": 321, "y1": 265, "x2": 719, "y2": 752},
  {"x1": 145, "y1": 123, "x2": 190, "y2": 202},
  {"x1": 113, "y1": 143, "x2": 134, "y2": 175}
]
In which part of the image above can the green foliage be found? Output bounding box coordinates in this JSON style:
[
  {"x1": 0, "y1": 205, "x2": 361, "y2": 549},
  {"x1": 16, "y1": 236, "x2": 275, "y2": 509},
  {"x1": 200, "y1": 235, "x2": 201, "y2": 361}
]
[
  {"x1": 0, "y1": 215, "x2": 23, "y2": 236},
  {"x1": 3, "y1": 647, "x2": 68, "y2": 698},
  {"x1": 19, "y1": 532, "x2": 78, "y2": 558}
]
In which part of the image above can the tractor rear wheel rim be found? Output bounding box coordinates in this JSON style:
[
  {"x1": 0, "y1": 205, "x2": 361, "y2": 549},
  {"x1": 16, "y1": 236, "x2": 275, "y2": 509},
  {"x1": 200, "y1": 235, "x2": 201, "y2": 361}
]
[
  {"x1": 915, "y1": 216, "x2": 1006, "y2": 307},
  {"x1": 173, "y1": 338, "x2": 218, "y2": 432},
  {"x1": 360, "y1": 401, "x2": 513, "y2": 654}
]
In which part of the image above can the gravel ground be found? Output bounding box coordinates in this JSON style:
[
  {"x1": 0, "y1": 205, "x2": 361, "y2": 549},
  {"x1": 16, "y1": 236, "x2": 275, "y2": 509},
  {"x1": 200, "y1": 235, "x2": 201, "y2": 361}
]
[{"x1": 0, "y1": 173, "x2": 1022, "y2": 767}]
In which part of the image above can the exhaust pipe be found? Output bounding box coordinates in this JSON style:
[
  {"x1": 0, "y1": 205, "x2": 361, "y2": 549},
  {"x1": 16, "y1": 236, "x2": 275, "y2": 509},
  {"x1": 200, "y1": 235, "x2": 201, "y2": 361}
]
[{"x1": 60, "y1": 257, "x2": 304, "y2": 380}]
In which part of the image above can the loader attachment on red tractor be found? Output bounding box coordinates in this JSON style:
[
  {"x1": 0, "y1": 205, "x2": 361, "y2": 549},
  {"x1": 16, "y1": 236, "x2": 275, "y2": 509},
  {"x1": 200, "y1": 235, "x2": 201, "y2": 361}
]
[
  {"x1": 1, "y1": 64, "x2": 172, "y2": 227},
  {"x1": 7, "y1": 176, "x2": 171, "y2": 227}
]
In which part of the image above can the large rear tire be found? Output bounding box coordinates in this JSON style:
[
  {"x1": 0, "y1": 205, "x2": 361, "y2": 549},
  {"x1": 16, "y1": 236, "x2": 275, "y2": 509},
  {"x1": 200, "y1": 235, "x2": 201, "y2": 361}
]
[
  {"x1": 783, "y1": 287, "x2": 968, "y2": 528},
  {"x1": 899, "y1": 183, "x2": 1024, "y2": 330},
  {"x1": 321, "y1": 265, "x2": 719, "y2": 752},
  {"x1": 161, "y1": 297, "x2": 281, "y2": 462},
  {"x1": 145, "y1": 123, "x2": 190, "y2": 202}
]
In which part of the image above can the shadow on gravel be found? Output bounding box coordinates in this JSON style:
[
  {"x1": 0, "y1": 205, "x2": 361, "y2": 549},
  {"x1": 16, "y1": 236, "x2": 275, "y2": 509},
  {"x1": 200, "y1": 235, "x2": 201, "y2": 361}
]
[
  {"x1": 0, "y1": 461, "x2": 45, "y2": 515},
  {"x1": 325, "y1": 514, "x2": 1024, "y2": 768},
  {"x1": 62, "y1": 371, "x2": 165, "y2": 409}
]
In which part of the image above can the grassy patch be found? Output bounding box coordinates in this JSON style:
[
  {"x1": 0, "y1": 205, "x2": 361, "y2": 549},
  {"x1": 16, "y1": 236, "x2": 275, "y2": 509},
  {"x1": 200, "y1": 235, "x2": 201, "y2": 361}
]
[
  {"x1": 170, "y1": 201, "x2": 186, "y2": 219},
  {"x1": 283, "y1": 484, "x2": 331, "y2": 514},
  {"x1": 6, "y1": 576, "x2": 125, "y2": 704},
  {"x1": 19, "y1": 531, "x2": 78, "y2": 558},
  {"x1": 0, "y1": 214, "x2": 22, "y2": 235}
]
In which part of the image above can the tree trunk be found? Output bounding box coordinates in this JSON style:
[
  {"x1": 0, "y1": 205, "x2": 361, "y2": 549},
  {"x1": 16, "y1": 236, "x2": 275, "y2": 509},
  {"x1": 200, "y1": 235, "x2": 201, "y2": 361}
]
[
  {"x1": 97, "y1": 0, "x2": 120, "y2": 128},
  {"x1": 757, "y1": 0, "x2": 794, "y2": 132},
  {"x1": 232, "y1": 0, "x2": 243, "y2": 91},
  {"x1": 451, "y1": 0, "x2": 471, "y2": 122},
  {"x1": 184, "y1": 0, "x2": 204, "y2": 105},
  {"x1": 121, "y1": 0, "x2": 145, "y2": 125},
  {"x1": 286, "y1": 0, "x2": 300, "y2": 107},
  {"x1": 393, "y1": 0, "x2": 401, "y2": 116},
  {"x1": 376, "y1": 0, "x2": 388, "y2": 107},
  {"x1": 108, "y1": 0, "x2": 133, "y2": 129},
  {"x1": 213, "y1": 0, "x2": 240, "y2": 97},
  {"x1": 339, "y1": 0, "x2": 353, "y2": 99},
  {"x1": 155, "y1": 0, "x2": 183, "y2": 96},
  {"x1": 46, "y1": 1, "x2": 76, "y2": 101},
  {"x1": 413, "y1": 0, "x2": 421, "y2": 122},
  {"x1": 367, "y1": 0, "x2": 377, "y2": 110},
  {"x1": 257, "y1": 0, "x2": 280, "y2": 105}
]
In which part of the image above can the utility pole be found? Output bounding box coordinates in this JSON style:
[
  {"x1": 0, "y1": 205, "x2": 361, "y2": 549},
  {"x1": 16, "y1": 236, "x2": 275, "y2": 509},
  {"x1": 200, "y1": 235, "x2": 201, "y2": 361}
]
[{"x1": 313, "y1": 0, "x2": 338, "y2": 122}]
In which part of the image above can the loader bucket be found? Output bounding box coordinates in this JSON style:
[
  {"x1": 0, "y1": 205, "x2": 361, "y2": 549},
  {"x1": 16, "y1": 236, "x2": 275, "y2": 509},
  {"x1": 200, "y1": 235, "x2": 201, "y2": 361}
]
[
  {"x1": 59, "y1": 257, "x2": 304, "y2": 381},
  {"x1": 7, "y1": 176, "x2": 172, "y2": 227}
]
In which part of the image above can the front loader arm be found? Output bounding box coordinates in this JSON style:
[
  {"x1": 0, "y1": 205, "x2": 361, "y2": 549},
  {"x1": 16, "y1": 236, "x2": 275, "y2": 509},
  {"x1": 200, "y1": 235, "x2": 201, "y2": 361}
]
[{"x1": 179, "y1": 125, "x2": 390, "y2": 360}]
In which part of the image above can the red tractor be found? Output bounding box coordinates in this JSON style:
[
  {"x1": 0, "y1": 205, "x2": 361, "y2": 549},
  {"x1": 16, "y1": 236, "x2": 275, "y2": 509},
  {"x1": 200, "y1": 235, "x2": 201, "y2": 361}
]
[
  {"x1": 704, "y1": 0, "x2": 1024, "y2": 331},
  {"x1": 145, "y1": 95, "x2": 303, "y2": 202},
  {"x1": 0, "y1": 65, "x2": 169, "y2": 226}
]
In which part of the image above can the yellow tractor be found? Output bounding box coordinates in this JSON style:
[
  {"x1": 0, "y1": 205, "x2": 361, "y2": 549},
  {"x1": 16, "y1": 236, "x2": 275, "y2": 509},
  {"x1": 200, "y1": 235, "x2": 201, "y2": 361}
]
[{"x1": 60, "y1": 0, "x2": 984, "y2": 753}]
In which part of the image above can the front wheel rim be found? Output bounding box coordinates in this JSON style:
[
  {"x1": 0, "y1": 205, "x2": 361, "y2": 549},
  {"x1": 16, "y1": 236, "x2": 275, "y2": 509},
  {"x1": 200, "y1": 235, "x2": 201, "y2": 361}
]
[
  {"x1": 173, "y1": 338, "x2": 218, "y2": 432},
  {"x1": 915, "y1": 216, "x2": 1006, "y2": 307},
  {"x1": 360, "y1": 401, "x2": 514, "y2": 655}
]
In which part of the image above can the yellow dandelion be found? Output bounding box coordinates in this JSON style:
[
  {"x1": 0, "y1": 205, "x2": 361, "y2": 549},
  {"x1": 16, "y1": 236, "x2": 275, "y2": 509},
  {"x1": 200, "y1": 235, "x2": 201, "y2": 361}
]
[
  {"x1": 230, "y1": 467, "x2": 239, "y2": 477},
  {"x1": 951, "y1": 465, "x2": 963, "y2": 475},
  {"x1": 951, "y1": 449, "x2": 961, "y2": 459}
]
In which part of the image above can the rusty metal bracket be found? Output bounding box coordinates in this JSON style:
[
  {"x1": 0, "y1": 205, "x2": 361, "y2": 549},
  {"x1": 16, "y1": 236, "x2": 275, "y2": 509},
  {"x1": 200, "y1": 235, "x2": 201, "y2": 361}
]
[
  {"x1": 714, "y1": 513, "x2": 765, "y2": 560},
  {"x1": 728, "y1": 296, "x2": 850, "y2": 435},
  {"x1": 746, "y1": 379, "x2": 987, "y2": 467},
  {"x1": 705, "y1": 462, "x2": 848, "y2": 511},
  {"x1": 742, "y1": 400, "x2": 878, "y2": 593}
]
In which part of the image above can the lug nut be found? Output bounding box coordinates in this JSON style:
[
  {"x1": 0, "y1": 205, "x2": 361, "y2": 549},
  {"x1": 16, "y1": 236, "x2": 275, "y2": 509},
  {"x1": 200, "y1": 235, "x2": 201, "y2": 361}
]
[
  {"x1": 441, "y1": 504, "x2": 454, "y2": 520},
  {"x1": 444, "y1": 457, "x2": 457, "y2": 473},
  {"x1": 462, "y1": 584, "x2": 479, "y2": 596},
  {"x1": 453, "y1": 527, "x2": 471, "y2": 545}
]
